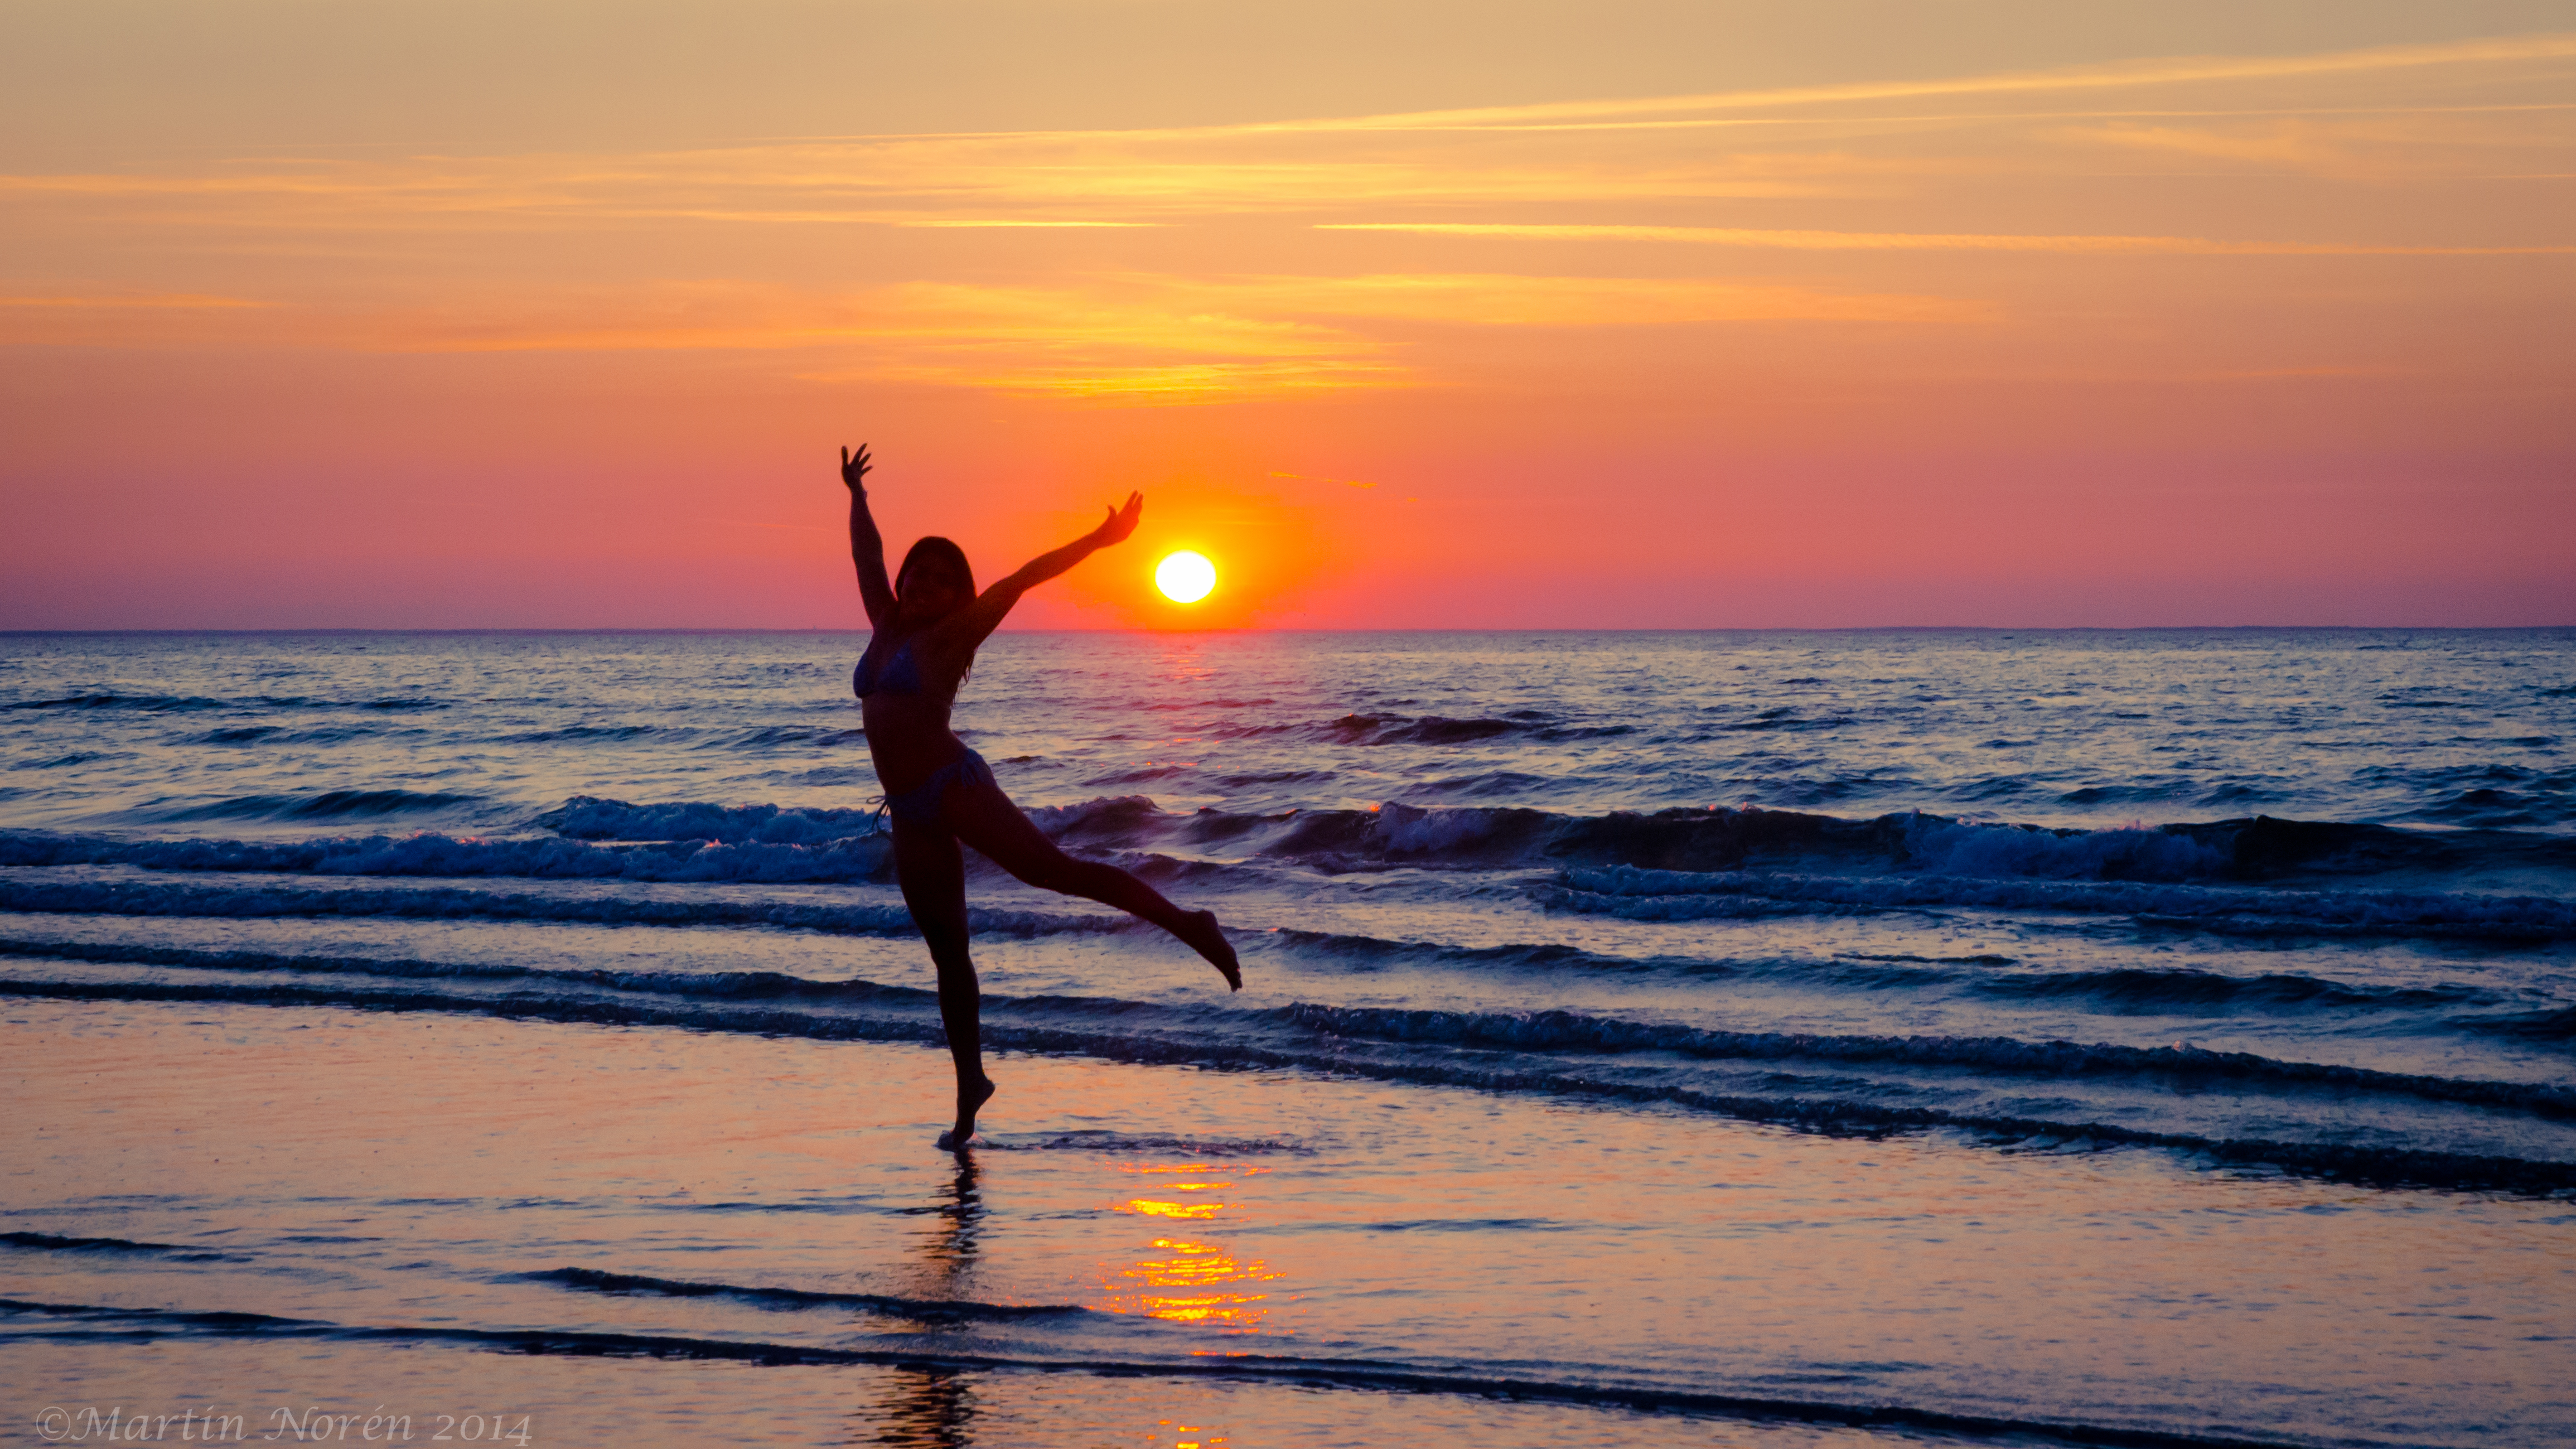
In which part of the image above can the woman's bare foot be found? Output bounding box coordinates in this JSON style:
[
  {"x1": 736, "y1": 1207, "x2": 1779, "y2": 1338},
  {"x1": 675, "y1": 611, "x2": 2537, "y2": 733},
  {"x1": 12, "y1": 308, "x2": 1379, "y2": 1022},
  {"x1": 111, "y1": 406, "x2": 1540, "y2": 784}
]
[
  {"x1": 1176, "y1": 909, "x2": 1242, "y2": 991},
  {"x1": 937, "y1": 1075, "x2": 997, "y2": 1151}
]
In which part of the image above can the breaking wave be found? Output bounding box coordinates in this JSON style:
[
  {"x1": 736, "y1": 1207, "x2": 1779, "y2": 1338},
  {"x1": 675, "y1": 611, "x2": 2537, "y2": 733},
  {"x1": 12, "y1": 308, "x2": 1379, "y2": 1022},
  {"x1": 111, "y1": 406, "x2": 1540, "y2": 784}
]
[
  {"x1": 0, "y1": 878, "x2": 1115, "y2": 938},
  {"x1": 2, "y1": 1232, "x2": 244, "y2": 1261},
  {"x1": 0, "y1": 1296, "x2": 2349, "y2": 1444},
  {"x1": 2, "y1": 693, "x2": 444, "y2": 713},
  {"x1": 9, "y1": 798, "x2": 2571, "y2": 899},
  {"x1": 1264, "y1": 927, "x2": 2543, "y2": 1025},
  {"x1": 520, "y1": 1267, "x2": 1089, "y2": 1322},
  {"x1": 1217, "y1": 711, "x2": 1634, "y2": 748},
  {"x1": 140, "y1": 789, "x2": 487, "y2": 824},
  {"x1": 1548, "y1": 866, "x2": 2576, "y2": 940},
  {"x1": 0, "y1": 827, "x2": 893, "y2": 883},
  {"x1": 5, "y1": 959, "x2": 2569, "y2": 1192}
]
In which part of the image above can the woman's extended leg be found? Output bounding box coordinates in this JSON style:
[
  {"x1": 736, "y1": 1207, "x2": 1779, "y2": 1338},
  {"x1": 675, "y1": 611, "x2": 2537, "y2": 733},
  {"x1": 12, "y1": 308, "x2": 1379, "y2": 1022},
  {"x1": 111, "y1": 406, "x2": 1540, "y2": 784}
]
[
  {"x1": 892, "y1": 817, "x2": 997, "y2": 1147},
  {"x1": 941, "y1": 775, "x2": 1242, "y2": 990}
]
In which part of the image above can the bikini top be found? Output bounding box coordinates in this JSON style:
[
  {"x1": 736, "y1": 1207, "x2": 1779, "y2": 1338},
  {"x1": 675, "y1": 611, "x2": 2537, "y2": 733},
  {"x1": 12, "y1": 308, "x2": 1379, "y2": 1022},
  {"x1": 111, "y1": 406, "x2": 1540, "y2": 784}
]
[{"x1": 853, "y1": 634, "x2": 930, "y2": 698}]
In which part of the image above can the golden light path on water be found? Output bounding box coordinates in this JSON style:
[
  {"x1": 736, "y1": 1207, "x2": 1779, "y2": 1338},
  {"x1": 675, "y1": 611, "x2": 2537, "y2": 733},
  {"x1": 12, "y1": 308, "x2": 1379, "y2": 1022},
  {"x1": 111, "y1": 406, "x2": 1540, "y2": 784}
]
[
  {"x1": 1101, "y1": 1163, "x2": 1280, "y2": 1331},
  {"x1": 1154, "y1": 552, "x2": 1217, "y2": 604}
]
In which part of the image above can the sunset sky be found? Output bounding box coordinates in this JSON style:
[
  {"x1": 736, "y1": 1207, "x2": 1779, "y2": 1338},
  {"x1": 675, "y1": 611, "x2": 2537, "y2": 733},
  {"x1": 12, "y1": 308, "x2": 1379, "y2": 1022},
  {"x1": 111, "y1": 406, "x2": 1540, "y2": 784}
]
[{"x1": 4, "y1": 1, "x2": 2571, "y2": 628}]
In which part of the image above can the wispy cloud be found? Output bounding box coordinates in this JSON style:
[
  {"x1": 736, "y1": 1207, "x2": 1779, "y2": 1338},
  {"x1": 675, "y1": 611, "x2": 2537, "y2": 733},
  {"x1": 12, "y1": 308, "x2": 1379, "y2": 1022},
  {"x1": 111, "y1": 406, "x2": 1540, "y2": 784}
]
[
  {"x1": 898, "y1": 220, "x2": 1161, "y2": 228},
  {"x1": 1, "y1": 292, "x2": 270, "y2": 345},
  {"x1": 0, "y1": 293, "x2": 264, "y2": 308},
  {"x1": 359, "y1": 280, "x2": 1356, "y2": 360},
  {"x1": 1162, "y1": 274, "x2": 1977, "y2": 326},
  {"x1": 1316, "y1": 223, "x2": 2576, "y2": 257},
  {"x1": 850, "y1": 358, "x2": 1405, "y2": 403},
  {"x1": 0, "y1": 149, "x2": 1844, "y2": 230},
  {"x1": 4, "y1": 28, "x2": 2563, "y2": 407},
  {"x1": 6, "y1": 33, "x2": 2564, "y2": 235},
  {"x1": 1, "y1": 272, "x2": 1967, "y2": 401},
  {"x1": 1239, "y1": 32, "x2": 2576, "y2": 134},
  {"x1": 368, "y1": 272, "x2": 1965, "y2": 355}
]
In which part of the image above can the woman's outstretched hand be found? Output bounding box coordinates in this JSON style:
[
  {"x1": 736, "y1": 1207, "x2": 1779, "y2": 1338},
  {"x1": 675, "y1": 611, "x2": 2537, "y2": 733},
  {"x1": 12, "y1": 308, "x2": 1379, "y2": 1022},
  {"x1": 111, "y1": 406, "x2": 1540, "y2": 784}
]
[
  {"x1": 841, "y1": 444, "x2": 872, "y2": 494},
  {"x1": 1094, "y1": 491, "x2": 1143, "y2": 547}
]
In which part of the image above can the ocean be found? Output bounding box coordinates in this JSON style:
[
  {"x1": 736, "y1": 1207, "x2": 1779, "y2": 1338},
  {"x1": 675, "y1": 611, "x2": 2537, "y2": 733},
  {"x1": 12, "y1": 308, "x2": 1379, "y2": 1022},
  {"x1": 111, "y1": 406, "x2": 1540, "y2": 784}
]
[{"x1": 3, "y1": 628, "x2": 2570, "y2": 1447}]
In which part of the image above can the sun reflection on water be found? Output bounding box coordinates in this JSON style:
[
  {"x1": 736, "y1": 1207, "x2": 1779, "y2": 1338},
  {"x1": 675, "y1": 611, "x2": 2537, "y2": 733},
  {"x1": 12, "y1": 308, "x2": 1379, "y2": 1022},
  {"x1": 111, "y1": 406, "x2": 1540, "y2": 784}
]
[
  {"x1": 1122, "y1": 1198, "x2": 1224, "y2": 1220},
  {"x1": 1098, "y1": 1163, "x2": 1282, "y2": 1330},
  {"x1": 1104, "y1": 1237, "x2": 1281, "y2": 1328}
]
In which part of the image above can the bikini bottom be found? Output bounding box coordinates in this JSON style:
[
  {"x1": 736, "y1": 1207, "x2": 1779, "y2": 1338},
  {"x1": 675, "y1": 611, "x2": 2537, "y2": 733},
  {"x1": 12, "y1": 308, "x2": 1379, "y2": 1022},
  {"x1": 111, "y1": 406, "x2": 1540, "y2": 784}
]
[{"x1": 882, "y1": 746, "x2": 997, "y2": 828}]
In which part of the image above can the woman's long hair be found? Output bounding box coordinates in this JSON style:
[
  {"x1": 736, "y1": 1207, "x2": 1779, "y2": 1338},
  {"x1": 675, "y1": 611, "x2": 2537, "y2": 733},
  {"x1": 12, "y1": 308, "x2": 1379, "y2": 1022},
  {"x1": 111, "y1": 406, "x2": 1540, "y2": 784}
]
[
  {"x1": 897, "y1": 536, "x2": 975, "y2": 600},
  {"x1": 893, "y1": 535, "x2": 978, "y2": 685}
]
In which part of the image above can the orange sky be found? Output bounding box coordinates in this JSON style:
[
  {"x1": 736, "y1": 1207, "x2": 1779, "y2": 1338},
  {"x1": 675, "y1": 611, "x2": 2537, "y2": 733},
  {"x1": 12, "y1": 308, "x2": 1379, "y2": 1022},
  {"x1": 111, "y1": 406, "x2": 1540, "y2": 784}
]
[{"x1": 4, "y1": 2, "x2": 2571, "y2": 627}]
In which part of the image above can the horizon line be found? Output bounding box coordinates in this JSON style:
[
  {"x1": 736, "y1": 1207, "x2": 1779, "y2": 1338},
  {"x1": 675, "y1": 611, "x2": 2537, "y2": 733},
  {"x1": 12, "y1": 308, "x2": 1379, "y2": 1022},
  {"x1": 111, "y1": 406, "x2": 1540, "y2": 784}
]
[{"x1": 5, "y1": 625, "x2": 2570, "y2": 637}]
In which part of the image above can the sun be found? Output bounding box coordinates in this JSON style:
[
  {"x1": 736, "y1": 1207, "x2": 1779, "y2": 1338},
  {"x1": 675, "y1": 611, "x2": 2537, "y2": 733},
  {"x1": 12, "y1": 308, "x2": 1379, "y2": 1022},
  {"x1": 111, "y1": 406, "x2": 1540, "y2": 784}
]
[{"x1": 1154, "y1": 550, "x2": 1217, "y2": 603}]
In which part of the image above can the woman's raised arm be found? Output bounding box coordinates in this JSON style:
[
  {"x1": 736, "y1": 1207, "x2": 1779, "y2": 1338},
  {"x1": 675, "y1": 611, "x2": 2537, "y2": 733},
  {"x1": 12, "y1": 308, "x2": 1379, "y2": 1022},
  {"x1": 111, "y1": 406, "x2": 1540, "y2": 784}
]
[
  {"x1": 843, "y1": 445, "x2": 897, "y2": 627},
  {"x1": 937, "y1": 491, "x2": 1141, "y2": 650}
]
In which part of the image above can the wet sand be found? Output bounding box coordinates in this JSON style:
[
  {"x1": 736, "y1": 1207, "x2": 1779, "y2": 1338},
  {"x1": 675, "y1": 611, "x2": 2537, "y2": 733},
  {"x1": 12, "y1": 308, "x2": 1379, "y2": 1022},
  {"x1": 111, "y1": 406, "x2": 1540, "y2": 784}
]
[{"x1": 8, "y1": 997, "x2": 2567, "y2": 1445}]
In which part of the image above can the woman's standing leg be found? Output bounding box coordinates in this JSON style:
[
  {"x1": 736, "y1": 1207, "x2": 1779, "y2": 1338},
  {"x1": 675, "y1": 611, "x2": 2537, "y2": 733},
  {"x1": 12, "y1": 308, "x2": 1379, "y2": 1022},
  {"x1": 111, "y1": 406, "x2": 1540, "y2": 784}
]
[{"x1": 892, "y1": 817, "x2": 995, "y2": 1147}]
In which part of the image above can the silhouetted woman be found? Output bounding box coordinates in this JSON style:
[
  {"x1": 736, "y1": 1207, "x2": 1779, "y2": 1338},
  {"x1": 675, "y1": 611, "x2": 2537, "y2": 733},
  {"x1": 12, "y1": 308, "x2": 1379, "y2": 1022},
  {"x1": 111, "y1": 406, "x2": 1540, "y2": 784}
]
[{"x1": 841, "y1": 443, "x2": 1241, "y2": 1150}]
